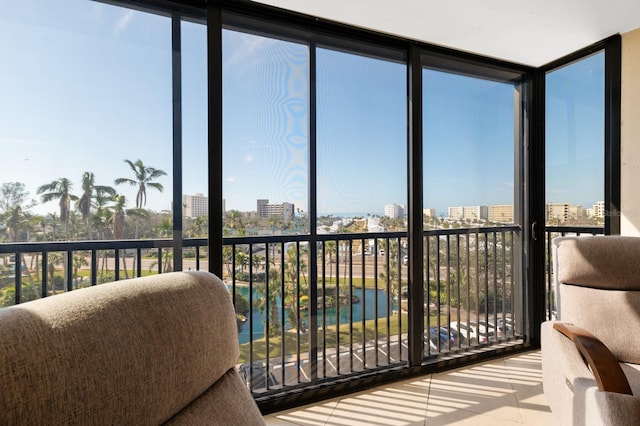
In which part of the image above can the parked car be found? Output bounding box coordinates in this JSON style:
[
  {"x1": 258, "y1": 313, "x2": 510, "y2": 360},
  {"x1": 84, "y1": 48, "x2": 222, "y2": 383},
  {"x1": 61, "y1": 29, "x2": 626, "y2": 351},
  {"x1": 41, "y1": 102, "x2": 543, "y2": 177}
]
[
  {"x1": 496, "y1": 318, "x2": 514, "y2": 337},
  {"x1": 450, "y1": 321, "x2": 478, "y2": 345},
  {"x1": 238, "y1": 361, "x2": 278, "y2": 390},
  {"x1": 428, "y1": 326, "x2": 456, "y2": 351},
  {"x1": 475, "y1": 320, "x2": 498, "y2": 342},
  {"x1": 442, "y1": 326, "x2": 467, "y2": 347}
]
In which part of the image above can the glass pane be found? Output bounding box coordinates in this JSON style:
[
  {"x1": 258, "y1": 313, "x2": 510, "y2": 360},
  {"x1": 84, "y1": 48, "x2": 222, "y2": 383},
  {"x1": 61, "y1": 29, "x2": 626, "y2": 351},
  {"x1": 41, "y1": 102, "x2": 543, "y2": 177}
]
[
  {"x1": 317, "y1": 48, "x2": 407, "y2": 229},
  {"x1": 181, "y1": 21, "x2": 208, "y2": 225},
  {"x1": 222, "y1": 30, "x2": 309, "y2": 236},
  {"x1": 422, "y1": 69, "x2": 518, "y2": 355},
  {"x1": 0, "y1": 1, "x2": 173, "y2": 243},
  {"x1": 181, "y1": 19, "x2": 208, "y2": 270},
  {"x1": 423, "y1": 70, "x2": 516, "y2": 227},
  {"x1": 545, "y1": 52, "x2": 604, "y2": 227}
]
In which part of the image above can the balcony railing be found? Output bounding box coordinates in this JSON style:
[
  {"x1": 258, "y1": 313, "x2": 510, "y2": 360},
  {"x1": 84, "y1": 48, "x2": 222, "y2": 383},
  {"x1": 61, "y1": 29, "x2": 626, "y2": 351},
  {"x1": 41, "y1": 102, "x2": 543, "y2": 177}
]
[{"x1": 1, "y1": 225, "x2": 527, "y2": 397}]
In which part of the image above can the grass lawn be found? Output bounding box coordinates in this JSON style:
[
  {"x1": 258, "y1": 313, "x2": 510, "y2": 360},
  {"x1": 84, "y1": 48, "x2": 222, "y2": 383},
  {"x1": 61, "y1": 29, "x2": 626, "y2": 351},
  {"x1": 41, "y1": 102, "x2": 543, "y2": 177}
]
[{"x1": 238, "y1": 312, "x2": 448, "y2": 363}]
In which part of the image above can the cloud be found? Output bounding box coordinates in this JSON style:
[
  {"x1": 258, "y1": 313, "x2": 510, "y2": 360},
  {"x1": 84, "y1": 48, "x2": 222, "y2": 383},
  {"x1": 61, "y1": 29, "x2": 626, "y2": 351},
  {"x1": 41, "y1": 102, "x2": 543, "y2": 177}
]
[
  {"x1": 114, "y1": 9, "x2": 134, "y2": 36},
  {"x1": 226, "y1": 177, "x2": 236, "y2": 183}
]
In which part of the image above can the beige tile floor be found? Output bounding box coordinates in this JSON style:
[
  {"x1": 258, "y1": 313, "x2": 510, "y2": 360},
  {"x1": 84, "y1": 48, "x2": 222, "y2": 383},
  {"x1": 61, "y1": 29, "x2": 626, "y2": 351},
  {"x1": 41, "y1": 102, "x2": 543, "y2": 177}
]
[{"x1": 264, "y1": 350, "x2": 553, "y2": 425}]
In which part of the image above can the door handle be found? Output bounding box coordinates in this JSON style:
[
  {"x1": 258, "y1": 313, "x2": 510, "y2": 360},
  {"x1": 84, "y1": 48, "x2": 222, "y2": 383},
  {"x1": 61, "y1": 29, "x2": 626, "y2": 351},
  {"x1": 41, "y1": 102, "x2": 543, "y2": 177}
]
[{"x1": 531, "y1": 221, "x2": 537, "y2": 241}]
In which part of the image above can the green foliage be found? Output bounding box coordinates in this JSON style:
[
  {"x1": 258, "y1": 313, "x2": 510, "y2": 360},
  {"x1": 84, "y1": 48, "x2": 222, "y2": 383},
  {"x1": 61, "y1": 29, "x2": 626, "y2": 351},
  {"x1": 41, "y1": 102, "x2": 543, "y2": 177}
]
[{"x1": 233, "y1": 291, "x2": 250, "y2": 315}]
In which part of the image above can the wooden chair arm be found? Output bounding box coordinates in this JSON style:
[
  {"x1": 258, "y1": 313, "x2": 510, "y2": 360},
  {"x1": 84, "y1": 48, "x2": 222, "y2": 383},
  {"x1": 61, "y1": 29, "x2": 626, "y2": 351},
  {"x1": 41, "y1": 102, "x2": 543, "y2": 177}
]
[{"x1": 553, "y1": 322, "x2": 632, "y2": 395}]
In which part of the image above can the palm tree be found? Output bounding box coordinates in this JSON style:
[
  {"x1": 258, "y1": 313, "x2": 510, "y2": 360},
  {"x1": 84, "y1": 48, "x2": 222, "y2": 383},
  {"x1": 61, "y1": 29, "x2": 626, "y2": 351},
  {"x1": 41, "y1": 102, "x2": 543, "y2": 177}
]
[
  {"x1": 47, "y1": 212, "x2": 58, "y2": 240},
  {"x1": 115, "y1": 159, "x2": 166, "y2": 239},
  {"x1": 76, "y1": 172, "x2": 115, "y2": 240},
  {"x1": 192, "y1": 215, "x2": 208, "y2": 238},
  {"x1": 253, "y1": 268, "x2": 282, "y2": 337},
  {"x1": 226, "y1": 210, "x2": 243, "y2": 233},
  {"x1": 2, "y1": 205, "x2": 28, "y2": 242},
  {"x1": 37, "y1": 178, "x2": 78, "y2": 239},
  {"x1": 111, "y1": 194, "x2": 129, "y2": 278}
]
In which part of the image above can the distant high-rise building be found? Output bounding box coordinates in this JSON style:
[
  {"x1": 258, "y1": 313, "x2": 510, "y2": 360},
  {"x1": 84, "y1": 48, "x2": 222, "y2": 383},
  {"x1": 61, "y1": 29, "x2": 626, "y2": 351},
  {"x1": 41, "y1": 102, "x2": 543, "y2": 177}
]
[
  {"x1": 183, "y1": 193, "x2": 208, "y2": 218},
  {"x1": 423, "y1": 208, "x2": 436, "y2": 218},
  {"x1": 593, "y1": 201, "x2": 605, "y2": 218},
  {"x1": 448, "y1": 205, "x2": 488, "y2": 221},
  {"x1": 257, "y1": 199, "x2": 295, "y2": 221},
  {"x1": 546, "y1": 203, "x2": 583, "y2": 222},
  {"x1": 488, "y1": 204, "x2": 513, "y2": 223},
  {"x1": 384, "y1": 203, "x2": 405, "y2": 219}
]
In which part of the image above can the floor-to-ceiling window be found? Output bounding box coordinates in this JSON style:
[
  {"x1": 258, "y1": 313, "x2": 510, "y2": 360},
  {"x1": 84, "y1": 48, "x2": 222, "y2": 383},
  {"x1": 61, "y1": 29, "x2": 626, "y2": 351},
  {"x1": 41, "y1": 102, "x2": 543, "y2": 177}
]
[
  {"x1": 316, "y1": 44, "x2": 408, "y2": 373},
  {"x1": 422, "y1": 63, "x2": 524, "y2": 355},
  {"x1": 544, "y1": 51, "x2": 606, "y2": 318},
  {"x1": 181, "y1": 19, "x2": 208, "y2": 255},
  {"x1": 546, "y1": 53, "x2": 605, "y2": 228}
]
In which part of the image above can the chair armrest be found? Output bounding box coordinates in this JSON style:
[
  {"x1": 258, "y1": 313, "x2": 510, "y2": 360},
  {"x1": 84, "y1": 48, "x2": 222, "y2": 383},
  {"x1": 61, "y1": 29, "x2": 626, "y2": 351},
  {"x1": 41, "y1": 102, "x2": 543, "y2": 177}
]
[{"x1": 553, "y1": 322, "x2": 632, "y2": 395}]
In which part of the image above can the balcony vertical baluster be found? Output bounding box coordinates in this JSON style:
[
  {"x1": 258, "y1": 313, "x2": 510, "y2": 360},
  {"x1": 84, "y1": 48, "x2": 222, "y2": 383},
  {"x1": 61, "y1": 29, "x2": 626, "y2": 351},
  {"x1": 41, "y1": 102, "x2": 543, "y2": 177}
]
[
  {"x1": 360, "y1": 238, "x2": 366, "y2": 369},
  {"x1": 42, "y1": 251, "x2": 48, "y2": 298},
  {"x1": 455, "y1": 234, "x2": 461, "y2": 349},
  {"x1": 295, "y1": 241, "x2": 301, "y2": 383},
  {"x1": 445, "y1": 234, "x2": 451, "y2": 352},
  {"x1": 501, "y1": 230, "x2": 507, "y2": 338},
  {"x1": 90, "y1": 250, "x2": 97, "y2": 286},
  {"x1": 465, "y1": 234, "x2": 471, "y2": 346},
  {"x1": 321, "y1": 241, "x2": 327, "y2": 379},
  {"x1": 348, "y1": 239, "x2": 354, "y2": 373},
  {"x1": 335, "y1": 239, "x2": 340, "y2": 376},
  {"x1": 66, "y1": 251, "x2": 72, "y2": 292}
]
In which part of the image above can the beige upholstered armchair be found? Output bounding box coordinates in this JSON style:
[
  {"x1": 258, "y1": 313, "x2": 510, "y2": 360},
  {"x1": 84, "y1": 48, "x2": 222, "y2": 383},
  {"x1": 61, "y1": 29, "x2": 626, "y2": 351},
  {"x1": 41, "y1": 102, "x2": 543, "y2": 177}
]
[{"x1": 541, "y1": 235, "x2": 640, "y2": 426}]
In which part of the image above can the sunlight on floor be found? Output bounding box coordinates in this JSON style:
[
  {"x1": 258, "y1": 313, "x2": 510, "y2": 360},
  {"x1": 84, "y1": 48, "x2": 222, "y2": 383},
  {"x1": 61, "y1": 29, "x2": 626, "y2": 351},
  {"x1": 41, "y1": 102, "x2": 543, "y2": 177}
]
[{"x1": 264, "y1": 350, "x2": 552, "y2": 425}]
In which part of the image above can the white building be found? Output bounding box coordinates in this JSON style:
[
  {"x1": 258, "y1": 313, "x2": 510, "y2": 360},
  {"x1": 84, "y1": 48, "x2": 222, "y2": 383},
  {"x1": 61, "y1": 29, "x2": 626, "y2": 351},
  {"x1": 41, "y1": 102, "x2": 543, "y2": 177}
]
[
  {"x1": 183, "y1": 193, "x2": 208, "y2": 218},
  {"x1": 257, "y1": 199, "x2": 295, "y2": 221},
  {"x1": 384, "y1": 203, "x2": 405, "y2": 219},
  {"x1": 593, "y1": 201, "x2": 605, "y2": 219}
]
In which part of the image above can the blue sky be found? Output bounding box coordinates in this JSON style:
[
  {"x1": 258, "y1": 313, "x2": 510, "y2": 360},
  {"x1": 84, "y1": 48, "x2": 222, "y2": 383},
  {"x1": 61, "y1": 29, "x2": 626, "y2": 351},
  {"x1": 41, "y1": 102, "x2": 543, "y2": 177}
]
[{"x1": 0, "y1": 0, "x2": 604, "y2": 219}]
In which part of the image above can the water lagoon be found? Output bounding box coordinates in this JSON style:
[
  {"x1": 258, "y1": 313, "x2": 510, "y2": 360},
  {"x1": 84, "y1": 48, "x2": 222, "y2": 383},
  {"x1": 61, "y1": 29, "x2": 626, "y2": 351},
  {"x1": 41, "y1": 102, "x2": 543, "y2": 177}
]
[{"x1": 234, "y1": 286, "x2": 396, "y2": 344}]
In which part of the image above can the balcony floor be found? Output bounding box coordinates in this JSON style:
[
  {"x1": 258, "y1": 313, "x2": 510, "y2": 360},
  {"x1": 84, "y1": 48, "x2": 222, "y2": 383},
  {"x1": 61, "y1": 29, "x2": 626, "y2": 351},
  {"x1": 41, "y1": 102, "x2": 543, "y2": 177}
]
[{"x1": 264, "y1": 350, "x2": 552, "y2": 425}]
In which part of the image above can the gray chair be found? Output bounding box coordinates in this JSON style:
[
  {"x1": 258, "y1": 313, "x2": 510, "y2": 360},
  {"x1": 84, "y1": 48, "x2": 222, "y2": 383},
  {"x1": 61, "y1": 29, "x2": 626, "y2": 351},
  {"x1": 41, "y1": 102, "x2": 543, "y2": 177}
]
[
  {"x1": 0, "y1": 271, "x2": 266, "y2": 425},
  {"x1": 541, "y1": 235, "x2": 640, "y2": 426}
]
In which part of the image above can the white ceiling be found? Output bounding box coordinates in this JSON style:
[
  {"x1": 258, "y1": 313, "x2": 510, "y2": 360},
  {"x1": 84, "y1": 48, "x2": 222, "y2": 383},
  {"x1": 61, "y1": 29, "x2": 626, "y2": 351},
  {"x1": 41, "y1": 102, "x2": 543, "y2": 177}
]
[{"x1": 251, "y1": 0, "x2": 640, "y2": 67}]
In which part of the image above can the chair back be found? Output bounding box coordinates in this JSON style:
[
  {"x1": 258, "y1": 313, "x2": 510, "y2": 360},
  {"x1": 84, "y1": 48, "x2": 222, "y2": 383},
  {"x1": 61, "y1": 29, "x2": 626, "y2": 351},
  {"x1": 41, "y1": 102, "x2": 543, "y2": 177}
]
[{"x1": 553, "y1": 236, "x2": 640, "y2": 364}]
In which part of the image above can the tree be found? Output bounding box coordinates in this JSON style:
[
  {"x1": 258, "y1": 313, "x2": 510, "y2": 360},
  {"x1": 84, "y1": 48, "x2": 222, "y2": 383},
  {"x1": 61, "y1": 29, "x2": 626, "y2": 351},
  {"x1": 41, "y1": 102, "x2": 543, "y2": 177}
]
[
  {"x1": 76, "y1": 172, "x2": 115, "y2": 240},
  {"x1": 0, "y1": 182, "x2": 35, "y2": 213},
  {"x1": 111, "y1": 194, "x2": 129, "y2": 278},
  {"x1": 191, "y1": 215, "x2": 208, "y2": 237},
  {"x1": 115, "y1": 159, "x2": 166, "y2": 239},
  {"x1": 47, "y1": 212, "x2": 59, "y2": 240},
  {"x1": 253, "y1": 268, "x2": 282, "y2": 337},
  {"x1": 0, "y1": 182, "x2": 36, "y2": 242},
  {"x1": 2, "y1": 206, "x2": 29, "y2": 242},
  {"x1": 37, "y1": 178, "x2": 78, "y2": 239},
  {"x1": 226, "y1": 210, "x2": 243, "y2": 233}
]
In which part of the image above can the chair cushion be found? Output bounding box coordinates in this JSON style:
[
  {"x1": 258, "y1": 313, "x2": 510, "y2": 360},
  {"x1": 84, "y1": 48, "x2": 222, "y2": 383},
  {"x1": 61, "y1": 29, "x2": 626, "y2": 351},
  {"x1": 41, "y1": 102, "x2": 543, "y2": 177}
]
[
  {"x1": 561, "y1": 283, "x2": 640, "y2": 364},
  {"x1": 165, "y1": 368, "x2": 266, "y2": 425},
  {"x1": 554, "y1": 236, "x2": 640, "y2": 290}
]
